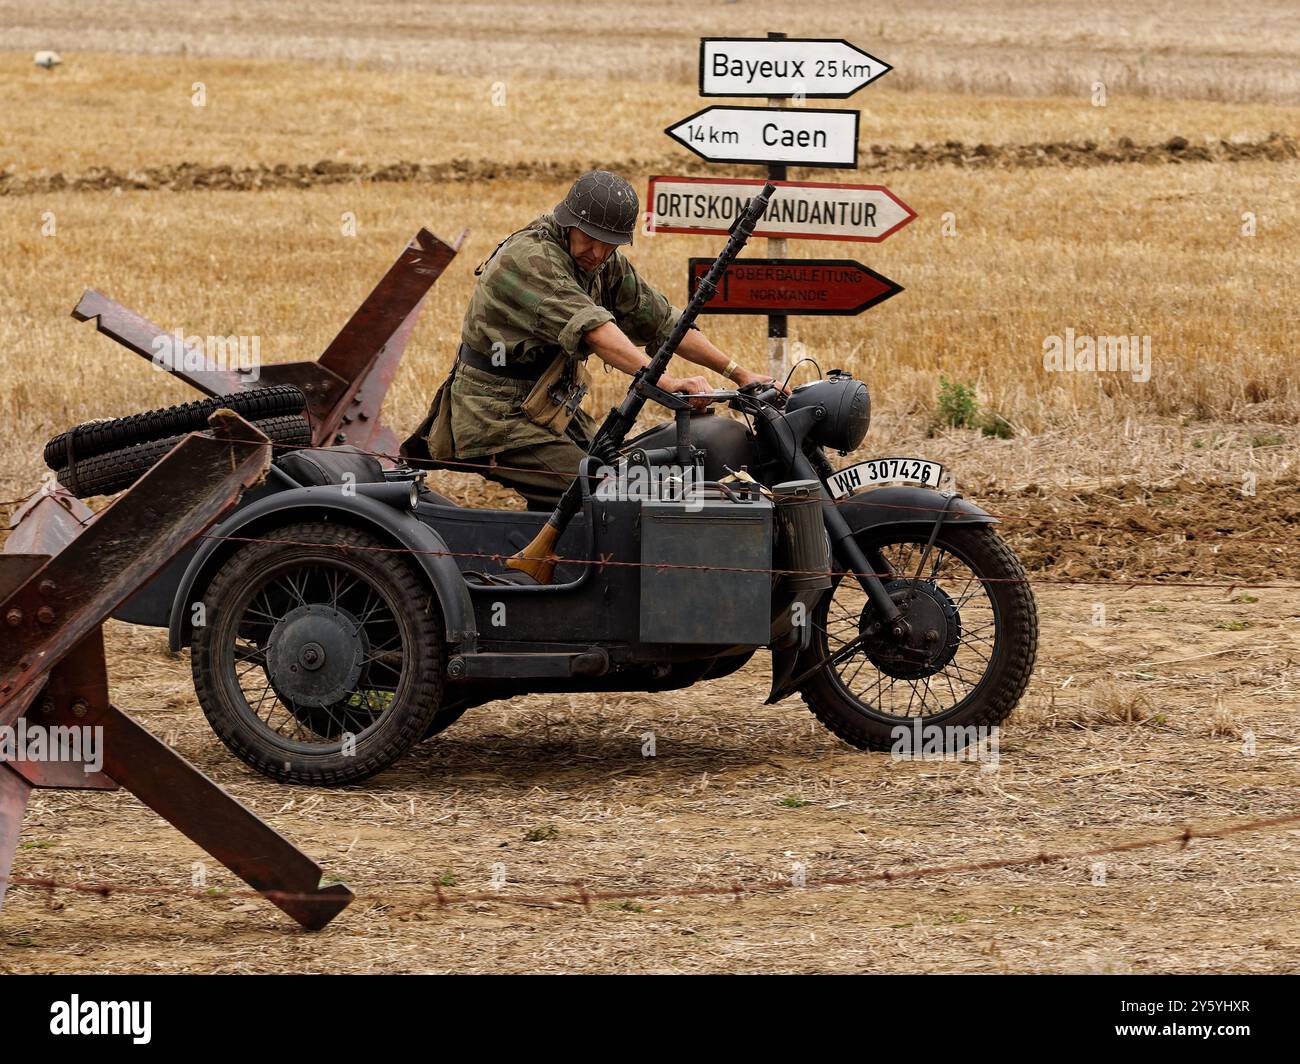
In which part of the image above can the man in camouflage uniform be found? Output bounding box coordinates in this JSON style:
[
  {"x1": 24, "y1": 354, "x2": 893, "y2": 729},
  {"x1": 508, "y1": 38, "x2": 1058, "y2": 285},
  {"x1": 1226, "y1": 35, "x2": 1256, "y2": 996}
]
[{"x1": 404, "y1": 170, "x2": 775, "y2": 509}]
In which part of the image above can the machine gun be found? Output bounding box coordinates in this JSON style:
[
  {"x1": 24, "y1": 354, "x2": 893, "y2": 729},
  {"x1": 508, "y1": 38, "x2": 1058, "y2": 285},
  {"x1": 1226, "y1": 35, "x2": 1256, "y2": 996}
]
[{"x1": 507, "y1": 182, "x2": 776, "y2": 583}]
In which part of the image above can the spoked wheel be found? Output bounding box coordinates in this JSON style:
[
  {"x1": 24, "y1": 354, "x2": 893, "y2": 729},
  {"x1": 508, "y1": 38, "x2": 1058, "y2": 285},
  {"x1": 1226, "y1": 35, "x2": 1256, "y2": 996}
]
[
  {"x1": 192, "y1": 522, "x2": 444, "y2": 785},
  {"x1": 799, "y1": 525, "x2": 1037, "y2": 751}
]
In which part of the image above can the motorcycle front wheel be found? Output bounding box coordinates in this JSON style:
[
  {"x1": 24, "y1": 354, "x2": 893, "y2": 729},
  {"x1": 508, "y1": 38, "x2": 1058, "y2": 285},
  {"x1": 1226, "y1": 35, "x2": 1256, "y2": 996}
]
[{"x1": 799, "y1": 524, "x2": 1038, "y2": 751}]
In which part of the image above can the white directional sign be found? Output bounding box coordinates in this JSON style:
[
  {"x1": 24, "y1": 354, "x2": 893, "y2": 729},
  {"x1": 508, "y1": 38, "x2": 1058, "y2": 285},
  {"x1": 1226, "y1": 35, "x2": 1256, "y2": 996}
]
[
  {"x1": 647, "y1": 176, "x2": 916, "y2": 243},
  {"x1": 700, "y1": 37, "x2": 891, "y2": 98},
  {"x1": 664, "y1": 106, "x2": 858, "y2": 168}
]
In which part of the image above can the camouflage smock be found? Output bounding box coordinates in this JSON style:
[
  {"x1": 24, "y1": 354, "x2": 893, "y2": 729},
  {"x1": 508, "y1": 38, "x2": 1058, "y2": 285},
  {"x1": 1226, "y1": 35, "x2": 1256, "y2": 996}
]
[{"x1": 448, "y1": 212, "x2": 682, "y2": 458}]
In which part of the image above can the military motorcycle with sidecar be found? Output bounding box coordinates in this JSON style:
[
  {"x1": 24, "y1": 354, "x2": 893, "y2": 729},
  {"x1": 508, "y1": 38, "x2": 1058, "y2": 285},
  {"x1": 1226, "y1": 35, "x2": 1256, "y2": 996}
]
[{"x1": 53, "y1": 184, "x2": 1037, "y2": 785}]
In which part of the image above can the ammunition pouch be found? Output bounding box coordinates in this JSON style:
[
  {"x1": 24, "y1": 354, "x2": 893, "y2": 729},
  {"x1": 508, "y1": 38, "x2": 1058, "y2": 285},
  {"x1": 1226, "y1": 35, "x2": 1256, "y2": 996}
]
[{"x1": 521, "y1": 351, "x2": 590, "y2": 437}]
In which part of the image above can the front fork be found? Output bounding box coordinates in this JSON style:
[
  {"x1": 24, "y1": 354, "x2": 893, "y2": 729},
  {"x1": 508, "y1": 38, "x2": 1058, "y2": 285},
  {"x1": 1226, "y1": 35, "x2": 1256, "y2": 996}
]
[{"x1": 795, "y1": 450, "x2": 908, "y2": 636}]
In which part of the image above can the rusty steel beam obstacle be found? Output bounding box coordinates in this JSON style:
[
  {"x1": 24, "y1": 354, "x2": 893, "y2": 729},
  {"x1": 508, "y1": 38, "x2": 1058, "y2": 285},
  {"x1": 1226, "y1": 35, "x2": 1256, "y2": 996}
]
[
  {"x1": 71, "y1": 227, "x2": 466, "y2": 459},
  {"x1": 0, "y1": 412, "x2": 354, "y2": 929}
]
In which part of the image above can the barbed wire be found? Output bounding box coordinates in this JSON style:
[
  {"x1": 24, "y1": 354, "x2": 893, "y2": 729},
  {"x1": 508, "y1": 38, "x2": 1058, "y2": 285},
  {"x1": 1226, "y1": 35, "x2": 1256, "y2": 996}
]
[
  {"x1": 4, "y1": 810, "x2": 1297, "y2": 915},
  {"x1": 196, "y1": 530, "x2": 1300, "y2": 590},
  {"x1": 3, "y1": 438, "x2": 1296, "y2": 927},
  {"x1": 6, "y1": 430, "x2": 1291, "y2": 528},
  {"x1": 6, "y1": 432, "x2": 1296, "y2": 582}
]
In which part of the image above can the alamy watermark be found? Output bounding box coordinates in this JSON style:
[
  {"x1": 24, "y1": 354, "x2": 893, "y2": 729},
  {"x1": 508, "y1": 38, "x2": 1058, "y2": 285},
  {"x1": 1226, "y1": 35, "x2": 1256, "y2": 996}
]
[
  {"x1": 151, "y1": 329, "x2": 261, "y2": 381},
  {"x1": 890, "y1": 720, "x2": 1000, "y2": 770},
  {"x1": 50, "y1": 996, "x2": 151, "y2": 1044},
  {"x1": 594, "y1": 460, "x2": 704, "y2": 511},
  {"x1": 0, "y1": 721, "x2": 104, "y2": 773},
  {"x1": 1043, "y1": 328, "x2": 1151, "y2": 383}
]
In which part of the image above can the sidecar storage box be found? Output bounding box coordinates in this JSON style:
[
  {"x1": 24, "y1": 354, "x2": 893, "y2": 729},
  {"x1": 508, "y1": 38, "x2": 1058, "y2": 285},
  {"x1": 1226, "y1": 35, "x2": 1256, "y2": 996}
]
[{"x1": 638, "y1": 492, "x2": 773, "y2": 645}]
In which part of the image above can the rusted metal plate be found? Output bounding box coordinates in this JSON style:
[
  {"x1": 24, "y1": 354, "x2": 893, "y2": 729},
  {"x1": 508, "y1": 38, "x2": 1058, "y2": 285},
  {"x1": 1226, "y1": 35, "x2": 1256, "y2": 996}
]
[
  {"x1": 0, "y1": 766, "x2": 33, "y2": 909},
  {"x1": 88, "y1": 701, "x2": 353, "y2": 929},
  {"x1": 5, "y1": 489, "x2": 94, "y2": 555},
  {"x1": 0, "y1": 415, "x2": 269, "y2": 718},
  {"x1": 3, "y1": 631, "x2": 116, "y2": 790},
  {"x1": 0, "y1": 554, "x2": 47, "y2": 603},
  {"x1": 324, "y1": 300, "x2": 420, "y2": 458},
  {"x1": 260, "y1": 228, "x2": 466, "y2": 451},
  {"x1": 3, "y1": 496, "x2": 106, "y2": 732},
  {"x1": 0, "y1": 682, "x2": 43, "y2": 730},
  {"x1": 73, "y1": 229, "x2": 466, "y2": 460},
  {"x1": 72, "y1": 290, "x2": 247, "y2": 397},
  {"x1": 317, "y1": 229, "x2": 463, "y2": 381},
  {"x1": 4, "y1": 747, "x2": 117, "y2": 790}
]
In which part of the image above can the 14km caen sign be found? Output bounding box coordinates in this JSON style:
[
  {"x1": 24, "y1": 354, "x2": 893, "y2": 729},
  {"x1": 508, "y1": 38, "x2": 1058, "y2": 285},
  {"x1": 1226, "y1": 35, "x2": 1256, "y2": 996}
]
[
  {"x1": 664, "y1": 106, "x2": 859, "y2": 168},
  {"x1": 688, "y1": 259, "x2": 902, "y2": 316}
]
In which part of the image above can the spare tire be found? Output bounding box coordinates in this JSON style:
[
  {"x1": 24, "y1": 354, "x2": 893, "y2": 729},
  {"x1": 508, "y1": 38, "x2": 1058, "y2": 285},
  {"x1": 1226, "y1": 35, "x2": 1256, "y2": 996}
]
[
  {"x1": 56, "y1": 413, "x2": 313, "y2": 498},
  {"x1": 43, "y1": 385, "x2": 307, "y2": 470}
]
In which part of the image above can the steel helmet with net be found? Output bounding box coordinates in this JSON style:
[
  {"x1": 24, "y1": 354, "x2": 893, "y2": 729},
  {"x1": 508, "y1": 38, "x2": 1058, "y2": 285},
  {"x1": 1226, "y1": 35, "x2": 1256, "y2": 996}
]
[{"x1": 553, "y1": 170, "x2": 639, "y2": 246}]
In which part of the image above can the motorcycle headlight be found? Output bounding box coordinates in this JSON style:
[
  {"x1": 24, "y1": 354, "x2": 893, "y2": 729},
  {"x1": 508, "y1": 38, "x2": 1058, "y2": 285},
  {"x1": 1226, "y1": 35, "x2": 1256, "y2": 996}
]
[{"x1": 785, "y1": 374, "x2": 871, "y2": 452}]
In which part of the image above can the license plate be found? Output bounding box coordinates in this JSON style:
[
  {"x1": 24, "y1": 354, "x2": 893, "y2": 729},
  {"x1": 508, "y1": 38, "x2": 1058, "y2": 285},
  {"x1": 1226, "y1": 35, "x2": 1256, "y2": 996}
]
[{"x1": 827, "y1": 457, "x2": 944, "y2": 499}]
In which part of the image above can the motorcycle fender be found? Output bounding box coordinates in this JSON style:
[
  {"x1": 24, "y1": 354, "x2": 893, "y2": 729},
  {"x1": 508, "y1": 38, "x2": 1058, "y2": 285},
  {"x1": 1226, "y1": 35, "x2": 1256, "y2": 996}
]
[
  {"x1": 836, "y1": 485, "x2": 996, "y2": 539},
  {"x1": 167, "y1": 487, "x2": 477, "y2": 652},
  {"x1": 766, "y1": 588, "x2": 820, "y2": 703},
  {"x1": 767, "y1": 644, "x2": 802, "y2": 705}
]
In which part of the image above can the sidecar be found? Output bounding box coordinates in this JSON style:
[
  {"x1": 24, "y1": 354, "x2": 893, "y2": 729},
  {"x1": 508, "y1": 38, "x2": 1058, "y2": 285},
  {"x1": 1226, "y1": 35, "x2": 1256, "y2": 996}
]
[
  {"x1": 119, "y1": 421, "x2": 827, "y2": 692},
  {"x1": 101, "y1": 417, "x2": 837, "y2": 783}
]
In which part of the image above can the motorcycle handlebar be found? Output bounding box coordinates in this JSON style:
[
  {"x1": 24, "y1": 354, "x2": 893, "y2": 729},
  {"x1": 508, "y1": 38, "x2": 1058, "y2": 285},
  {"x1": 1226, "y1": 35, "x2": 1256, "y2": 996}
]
[{"x1": 731, "y1": 382, "x2": 786, "y2": 412}]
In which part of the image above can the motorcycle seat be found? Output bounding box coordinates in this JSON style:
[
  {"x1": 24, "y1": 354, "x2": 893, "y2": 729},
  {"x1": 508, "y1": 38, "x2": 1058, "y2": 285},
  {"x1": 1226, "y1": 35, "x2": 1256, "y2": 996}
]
[{"x1": 276, "y1": 446, "x2": 386, "y2": 487}]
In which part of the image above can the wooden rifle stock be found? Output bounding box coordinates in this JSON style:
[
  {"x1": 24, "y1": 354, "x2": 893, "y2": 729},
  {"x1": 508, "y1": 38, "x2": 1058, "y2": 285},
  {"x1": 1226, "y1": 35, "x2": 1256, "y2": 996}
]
[
  {"x1": 508, "y1": 183, "x2": 776, "y2": 584},
  {"x1": 505, "y1": 517, "x2": 562, "y2": 583}
]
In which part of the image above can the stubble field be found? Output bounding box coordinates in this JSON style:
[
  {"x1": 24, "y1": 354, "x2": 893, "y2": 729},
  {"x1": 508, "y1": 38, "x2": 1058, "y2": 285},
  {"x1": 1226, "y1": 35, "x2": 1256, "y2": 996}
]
[{"x1": 0, "y1": 1, "x2": 1297, "y2": 973}]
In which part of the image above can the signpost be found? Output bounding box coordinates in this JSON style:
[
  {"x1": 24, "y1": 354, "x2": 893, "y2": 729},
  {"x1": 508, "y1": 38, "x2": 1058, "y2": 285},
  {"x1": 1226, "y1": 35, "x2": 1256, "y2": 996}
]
[
  {"x1": 700, "y1": 37, "x2": 891, "y2": 98},
  {"x1": 763, "y1": 33, "x2": 792, "y2": 381},
  {"x1": 647, "y1": 176, "x2": 916, "y2": 243},
  {"x1": 662, "y1": 30, "x2": 908, "y2": 379},
  {"x1": 686, "y1": 258, "x2": 902, "y2": 316},
  {"x1": 663, "y1": 105, "x2": 859, "y2": 168}
]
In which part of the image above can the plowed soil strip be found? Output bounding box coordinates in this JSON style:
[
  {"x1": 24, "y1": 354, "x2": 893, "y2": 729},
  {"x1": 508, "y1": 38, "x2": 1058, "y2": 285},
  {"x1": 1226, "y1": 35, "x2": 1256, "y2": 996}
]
[{"x1": 3, "y1": 134, "x2": 1295, "y2": 197}]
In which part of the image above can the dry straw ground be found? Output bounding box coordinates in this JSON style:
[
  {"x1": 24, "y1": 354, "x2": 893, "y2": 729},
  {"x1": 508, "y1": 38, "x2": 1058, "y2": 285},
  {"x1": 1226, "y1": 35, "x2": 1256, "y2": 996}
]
[{"x1": 0, "y1": 2, "x2": 1297, "y2": 972}]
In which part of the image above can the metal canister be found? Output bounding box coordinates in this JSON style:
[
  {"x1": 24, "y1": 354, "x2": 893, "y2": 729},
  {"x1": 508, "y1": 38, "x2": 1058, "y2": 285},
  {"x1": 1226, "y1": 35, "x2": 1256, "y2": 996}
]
[{"x1": 772, "y1": 480, "x2": 832, "y2": 591}]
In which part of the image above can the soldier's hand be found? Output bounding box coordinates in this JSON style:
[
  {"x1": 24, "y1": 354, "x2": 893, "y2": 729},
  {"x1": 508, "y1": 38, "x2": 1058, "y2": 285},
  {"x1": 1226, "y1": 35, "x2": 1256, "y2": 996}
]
[
  {"x1": 732, "y1": 367, "x2": 789, "y2": 395},
  {"x1": 661, "y1": 374, "x2": 713, "y2": 412}
]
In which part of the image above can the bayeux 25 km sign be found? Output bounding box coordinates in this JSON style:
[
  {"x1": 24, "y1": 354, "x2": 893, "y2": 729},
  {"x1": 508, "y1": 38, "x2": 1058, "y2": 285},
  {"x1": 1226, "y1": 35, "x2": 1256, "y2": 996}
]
[
  {"x1": 687, "y1": 258, "x2": 902, "y2": 316},
  {"x1": 647, "y1": 176, "x2": 917, "y2": 243},
  {"x1": 699, "y1": 37, "x2": 891, "y2": 98}
]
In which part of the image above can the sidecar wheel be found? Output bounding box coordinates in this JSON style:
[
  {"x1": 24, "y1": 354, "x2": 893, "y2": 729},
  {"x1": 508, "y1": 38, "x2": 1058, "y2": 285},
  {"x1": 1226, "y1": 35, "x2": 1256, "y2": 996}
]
[
  {"x1": 800, "y1": 525, "x2": 1037, "y2": 752},
  {"x1": 192, "y1": 521, "x2": 444, "y2": 785}
]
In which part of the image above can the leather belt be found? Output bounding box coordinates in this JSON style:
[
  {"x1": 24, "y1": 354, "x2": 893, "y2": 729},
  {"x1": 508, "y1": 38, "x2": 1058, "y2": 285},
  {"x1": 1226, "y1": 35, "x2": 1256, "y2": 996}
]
[{"x1": 457, "y1": 341, "x2": 547, "y2": 381}]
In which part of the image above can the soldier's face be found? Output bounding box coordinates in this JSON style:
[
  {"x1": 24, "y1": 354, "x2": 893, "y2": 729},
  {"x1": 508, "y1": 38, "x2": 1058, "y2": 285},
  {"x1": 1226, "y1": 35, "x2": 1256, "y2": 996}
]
[{"x1": 567, "y1": 227, "x2": 617, "y2": 272}]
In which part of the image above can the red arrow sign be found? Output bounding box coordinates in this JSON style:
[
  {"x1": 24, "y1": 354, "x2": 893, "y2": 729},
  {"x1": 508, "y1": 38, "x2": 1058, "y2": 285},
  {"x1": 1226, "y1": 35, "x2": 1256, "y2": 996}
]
[{"x1": 688, "y1": 258, "x2": 902, "y2": 316}]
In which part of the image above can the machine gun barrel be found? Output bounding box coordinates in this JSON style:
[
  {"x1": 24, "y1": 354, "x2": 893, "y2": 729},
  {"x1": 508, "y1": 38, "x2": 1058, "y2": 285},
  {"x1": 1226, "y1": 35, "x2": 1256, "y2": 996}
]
[{"x1": 508, "y1": 183, "x2": 775, "y2": 583}]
